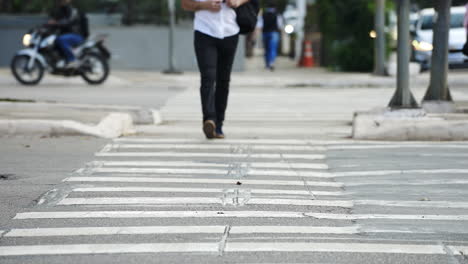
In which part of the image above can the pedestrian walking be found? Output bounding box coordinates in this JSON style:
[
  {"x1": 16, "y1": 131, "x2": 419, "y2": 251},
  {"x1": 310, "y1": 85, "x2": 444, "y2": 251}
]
[
  {"x1": 258, "y1": 3, "x2": 283, "y2": 71},
  {"x1": 465, "y1": 3, "x2": 468, "y2": 32},
  {"x1": 463, "y1": 3, "x2": 468, "y2": 56},
  {"x1": 182, "y1": 0, "x2": 251, "y2": 139}
]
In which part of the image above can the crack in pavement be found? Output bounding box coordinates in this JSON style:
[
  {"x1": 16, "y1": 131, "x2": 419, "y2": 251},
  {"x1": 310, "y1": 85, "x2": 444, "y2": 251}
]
[{"x1": 218, "y1": 225, "x2": 231, "y2": 256}]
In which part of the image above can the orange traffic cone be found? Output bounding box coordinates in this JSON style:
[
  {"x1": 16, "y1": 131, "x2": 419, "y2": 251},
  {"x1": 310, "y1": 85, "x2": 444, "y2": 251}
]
[{"x1": 299, "y1": 40, "x2": 315, "y2": 68}]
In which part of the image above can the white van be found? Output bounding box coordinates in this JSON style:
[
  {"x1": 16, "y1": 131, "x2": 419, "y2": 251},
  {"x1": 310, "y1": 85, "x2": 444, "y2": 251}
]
[{"x1": 412, "y1": 6, "x2": 467, "y2": 70}]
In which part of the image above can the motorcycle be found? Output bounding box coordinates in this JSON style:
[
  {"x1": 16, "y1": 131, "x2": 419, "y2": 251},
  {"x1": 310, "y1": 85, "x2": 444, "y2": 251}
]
[{"x1": 11, "y1": 25, "x2": 111, "y2": 85}]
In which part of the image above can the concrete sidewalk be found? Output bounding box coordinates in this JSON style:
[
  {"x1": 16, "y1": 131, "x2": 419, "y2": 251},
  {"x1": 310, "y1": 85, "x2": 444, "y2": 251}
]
[
  {"x1": 137, "y1": 55, "x2": 468, "y2": 141},
  {"x1": 1, "y1": 55, "x2": 468, "y2": 140}
]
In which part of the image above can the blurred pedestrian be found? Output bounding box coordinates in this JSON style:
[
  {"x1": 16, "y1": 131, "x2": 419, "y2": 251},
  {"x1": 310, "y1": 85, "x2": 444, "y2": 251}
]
[
  {"x1": 258, "y1": 3, "x2": 283, "y2": 71},
  {"x1": 49, "y1": 0, "x2": 88, "y2": 68},
  {"x1": 463, "y1": 3, "x2": 468, "y2": 56},
  {"x1": 182, "y1": 0, "x2": 250, "y2": 139},
  {"x1": 464, "y1": 3, "x2": 468, "y2": 34}
]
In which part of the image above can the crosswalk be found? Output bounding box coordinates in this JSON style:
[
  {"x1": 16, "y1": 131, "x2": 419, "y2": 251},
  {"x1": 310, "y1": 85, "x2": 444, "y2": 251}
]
[
  {"x1": 2, "y1": 85, "x2": 468, "y2": 263},
  {"x1": 2, "y1": 137, "x2": 468, "y2": 263}
]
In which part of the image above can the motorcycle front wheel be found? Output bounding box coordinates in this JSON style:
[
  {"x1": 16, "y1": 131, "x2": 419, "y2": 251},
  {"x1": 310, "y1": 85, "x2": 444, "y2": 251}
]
[
  {"x1": 80, "y1": 53, "x2": 109, "y2": 85},
  {"x1": 11, "y1": 55, "x2": 44, "y2": 85}
]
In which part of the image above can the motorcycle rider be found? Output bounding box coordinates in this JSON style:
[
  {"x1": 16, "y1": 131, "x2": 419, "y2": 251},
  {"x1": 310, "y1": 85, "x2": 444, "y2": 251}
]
[{"x1": 48, "y1": 0, "x2": 88, "y2": 68}]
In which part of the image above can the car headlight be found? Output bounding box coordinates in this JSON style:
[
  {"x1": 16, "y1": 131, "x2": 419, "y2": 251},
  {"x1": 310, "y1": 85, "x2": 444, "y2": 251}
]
[
  {"x1": 22, "y1": 34, "x2": 32, "y2": 47},
  {"x1": 285, "y1": 24, "x2": 295, "y2": 34},
  {"x1": 412, "y1": 40, "x2": 433, "y2": 52}
]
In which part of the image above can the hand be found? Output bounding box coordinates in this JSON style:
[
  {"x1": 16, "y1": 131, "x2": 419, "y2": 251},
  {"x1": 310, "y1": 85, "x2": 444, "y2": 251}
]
[
  {"x1": 226, "y1": 0, "x2": 241, "y2": 8},
  {"x1": 203, "y1": 0, "x2": 222, "y2": 12}
]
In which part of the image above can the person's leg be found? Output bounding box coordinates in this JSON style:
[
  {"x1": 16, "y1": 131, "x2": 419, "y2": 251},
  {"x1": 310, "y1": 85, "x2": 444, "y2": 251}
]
[
  {"x1": 194, "y1": 31, "x2": 218, "y2": 137},
  {"x1": 262, "y1": 32, "x2": 271, "y2": 68},
  {"x1": 215, "y1": 33, "x2": 239, "y2": 133},
  {"x1": 269, "y1": 32, "x2": 280, "y2": 68},
  {"x1": 56, "y1": 34, "x2": 84, "y2": 62}
]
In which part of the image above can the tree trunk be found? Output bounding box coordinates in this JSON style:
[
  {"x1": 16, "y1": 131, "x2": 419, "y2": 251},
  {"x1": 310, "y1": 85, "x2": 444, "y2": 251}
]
[
  {"x1": 124, "y1": 0, "x2": 136, "y2": 25},
  {"x1": 388, "y1": 0, "x2": 418, "y2": 108},
  {"x1": 423, "y1": 0, "x2": 453, "y2": 102}
]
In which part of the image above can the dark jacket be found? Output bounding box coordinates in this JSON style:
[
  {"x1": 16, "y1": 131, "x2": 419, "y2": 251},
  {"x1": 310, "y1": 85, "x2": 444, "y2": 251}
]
[
  {"x1": 50, "y1": 5, "x2": 83, "y2": 36},
  {"x1": 262, "y1": 8, "x2": 280, "y2": 33}
]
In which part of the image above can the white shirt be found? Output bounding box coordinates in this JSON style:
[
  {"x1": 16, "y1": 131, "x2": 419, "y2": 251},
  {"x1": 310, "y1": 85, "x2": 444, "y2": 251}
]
[{"x1": 194, "y1": 0, "x2": 240, "y2": 39}]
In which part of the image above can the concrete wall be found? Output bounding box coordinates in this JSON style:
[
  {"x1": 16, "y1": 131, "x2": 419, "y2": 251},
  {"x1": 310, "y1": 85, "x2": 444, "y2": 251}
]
[{"x1": 0, "y1": 16, "x2": 245, "y2": 72}]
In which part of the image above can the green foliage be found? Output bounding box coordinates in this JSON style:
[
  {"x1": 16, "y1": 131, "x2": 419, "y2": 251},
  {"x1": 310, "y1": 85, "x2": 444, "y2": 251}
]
[
  {"x1": 0, "y1": 0, "x2": 191, "y2": 25},
  {"x1": 317, "y1": 0, "x2": 376, "y2": 72}
]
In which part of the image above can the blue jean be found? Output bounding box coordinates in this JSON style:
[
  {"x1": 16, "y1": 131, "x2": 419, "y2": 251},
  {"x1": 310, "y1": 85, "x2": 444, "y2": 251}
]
[
  {"x1": 56, "y1": 33, "x2": 84, "y2": 62},
  {"x1": 262, "y1": 31, "x2": 280, "y2": 68}
]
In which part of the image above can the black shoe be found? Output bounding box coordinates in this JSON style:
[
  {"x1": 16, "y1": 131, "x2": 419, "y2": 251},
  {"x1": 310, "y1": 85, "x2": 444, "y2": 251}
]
[
  {"x1": 215, "y1": 127, "x2": 225, "y2": 139},
  {"x1": 203, "y1": 120, "x2": 216, "y2": 139}
]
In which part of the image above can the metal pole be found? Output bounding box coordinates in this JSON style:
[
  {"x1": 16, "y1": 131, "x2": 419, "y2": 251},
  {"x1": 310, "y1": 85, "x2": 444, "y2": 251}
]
[
  {"x1": 374, "y1": 0, "x2": 387, "y2": 76},
  {"x1": 423, "y1": 0, "x2": 452, "y2": 102},
  {"x1": 295, "y1": 0, "x2": 306, "y2": 62},
  {"x1": 164, "y1": 0, "x2": 182, "y2": 74},
  {"x1": 388, "y1": 0, "x2": 417, "y2": 108}
]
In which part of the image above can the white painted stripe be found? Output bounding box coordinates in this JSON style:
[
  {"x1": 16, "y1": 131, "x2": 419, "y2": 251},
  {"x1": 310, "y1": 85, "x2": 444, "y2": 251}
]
[
  {"x1": 305, "y1": 213, "x2": 468, "y2": 221},
  {"x1": 230, "y1": 226, "x2": 359, "y2": 234},
  {"x1": 5, "y1": 226, "x2": 226, "y2": 237},
  {"x1": 97, "y1": 161, "x2": 329, "y2": 170},
  {"x1": 328, "y1": 145, "x2": 468, "y2": 150},
  {"x1": 85, "y1": 167, "x2": 468, "y2": 178},
  {"x1": 5, "y1": 226, "x2": 360, "y2": 237},
  {"x1": 421, "y1": 154, "x2": 468, "y2": 157},
  {"x1": 115, "y1": 138, "x2": 307, "y2": 145},
  {"x1": 355, "y1": 200, "x2": 468, "y2": 209},
  {"x1": 115, "y1": 138, "x2": 468, "y2": 146},
  {"x1": 73, "y1": 187, "x2": 344, "y2": 196},
  {"x1": 64, "y1": 177, "x2": 344, "y2": 187},
  {"x1": 95, "y1": 152, "x2": 325, "y2": 160},
  {"x1": 93, "y1": 167, "x2": 228, "y2": 175},
  {"x1": 57, "y1": 197, "x2": 353, "y2": 208},
  {"x1": 448, "y1": 246, "x2": 468, "y2": 255},
  {"x1": 224, "y1": 242, "x2": 446, "y2": 254},
  {"x1": 90, "y1": 167, "x2": 332, "y2": 178},
  {"x1": 111, "y1": 144, "x2": 327, "y2": 152},
  {"x1": 346, "y1": 179, "x2": 468, "y2": 187},
  {"x1": 0, "y1": 243, "x2": 218, "y2": 256},
  {"x1": 0, "y1": 242, "x2": 454, "y2": 256},
  {"x1": 14, "y1": 211, "x2": 307, "y2": 220},
  {"x1": 16, "y1": 211, "x2": 468, "y2": 221},
  {"x1": 332, "y1": 169, "x2": 468, "y2": 178}
]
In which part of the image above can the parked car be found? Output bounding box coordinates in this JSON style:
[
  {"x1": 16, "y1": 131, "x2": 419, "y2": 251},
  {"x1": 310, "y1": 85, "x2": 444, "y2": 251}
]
[{"x1": 411, "y1": 6, "x2": 467, "y2": 71}]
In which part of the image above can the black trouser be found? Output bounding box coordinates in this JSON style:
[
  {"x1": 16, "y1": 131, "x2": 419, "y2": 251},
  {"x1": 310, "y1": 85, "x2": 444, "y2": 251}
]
[{"x1": 194, "y1": 31, "x2": 239, "y2": 128}]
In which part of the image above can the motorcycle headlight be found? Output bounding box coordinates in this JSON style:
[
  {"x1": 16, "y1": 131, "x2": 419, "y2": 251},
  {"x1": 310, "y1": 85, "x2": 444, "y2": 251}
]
[
  {"x1": 22, "y1": 34, "x2": 32, "y2": 47},
  {"x1": 412, "y1": 40, "x2": 433, "y2": 52}
]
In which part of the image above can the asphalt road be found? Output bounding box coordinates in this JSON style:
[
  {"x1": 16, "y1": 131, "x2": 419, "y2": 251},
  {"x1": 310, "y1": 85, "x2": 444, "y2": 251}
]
[{"x1": 1, "y1": 137, "x2": 468, "y2": 264}]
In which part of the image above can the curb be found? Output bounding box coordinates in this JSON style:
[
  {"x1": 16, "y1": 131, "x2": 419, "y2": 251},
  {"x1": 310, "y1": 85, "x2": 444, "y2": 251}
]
[
  {"x1": 0, "y1": 113, "x2": 136, "y2": 138},
  {"x1": 0, "y1": 102, "x2": 162, "y2": 125},
  {"x1": 352, "y1": 108, "x2": 468, "y2": 141}
]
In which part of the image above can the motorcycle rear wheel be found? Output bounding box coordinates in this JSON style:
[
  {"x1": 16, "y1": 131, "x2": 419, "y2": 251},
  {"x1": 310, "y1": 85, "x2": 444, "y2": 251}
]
[
  {"x1": 11, "y1": 55, "x2": 44, "y2": 85},
  {"x1": 80, "y1": 53, "x2": 109, "y2": 85}
]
